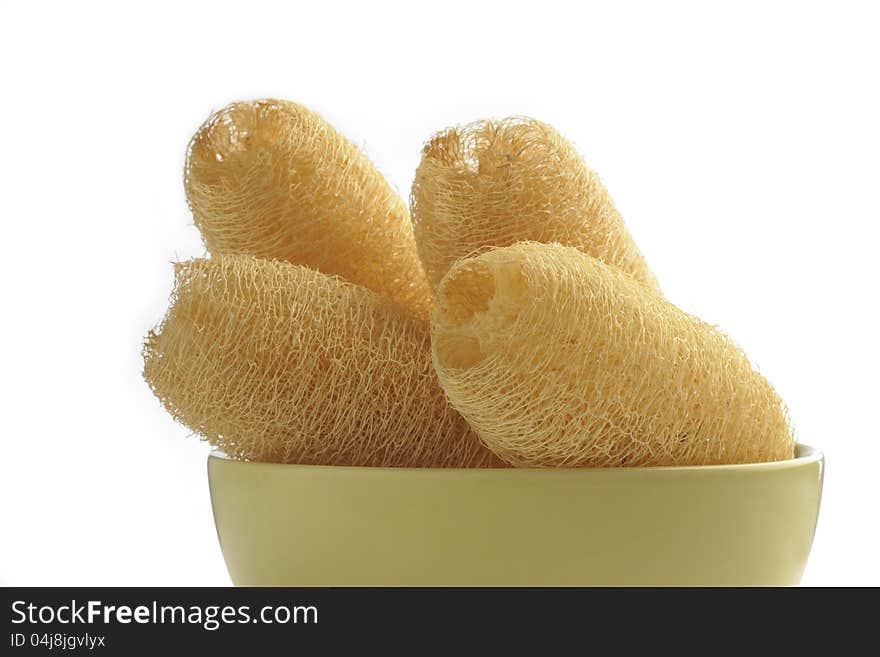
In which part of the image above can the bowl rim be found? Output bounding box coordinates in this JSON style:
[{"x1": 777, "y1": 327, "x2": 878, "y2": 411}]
[{"x1": 208, "y1": 443, "x2": 822, "y2": 474}]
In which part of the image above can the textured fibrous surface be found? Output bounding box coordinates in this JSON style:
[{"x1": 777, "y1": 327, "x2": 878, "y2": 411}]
[
  {"x1": 411, "y1": 116, "x2": 658, "y2": 291},
  {"x1": 185, "y1": 99, "x2": 433, "y2": 319},
  {"x1": 143, "y1": 255, "x2": 501, "y2": 467},
  {"x1": 432, "y1": 242, "x2": 794, "y2": 467}
]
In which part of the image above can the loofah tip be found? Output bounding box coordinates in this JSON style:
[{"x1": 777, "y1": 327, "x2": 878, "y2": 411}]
[
  {"x1": 185, "y1": 99, "x2": 433, "y2": 320},
  {"x1": 433, "y1": 246, "x2": 538, "y2": 372},
  {"x1": 412, "y1": 116, "x2": 658, "y2": 292},
  {"x1": 435, "y1": 259, "x2": 496, "y2": 327}
]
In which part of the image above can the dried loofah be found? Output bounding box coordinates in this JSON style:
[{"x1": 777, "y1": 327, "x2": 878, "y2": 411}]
[
  {"x1": 143, "y1": 255, "x2": 502, "y2": 467},
  {"x1": 431, "y1": 242, "x2": 794, "y2": 467},
  {"x1": 185, "y1": 99, "x2": 433, "y2": 319},
  {"x1": 411, "y1": 116, "x2": 658, "y2": 291}
]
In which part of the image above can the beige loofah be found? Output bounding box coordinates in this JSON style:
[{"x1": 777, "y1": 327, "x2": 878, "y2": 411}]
[
  {"x1": 143, "y1": 255, "x2": 501, "y2": 467},
  {"x1": 411, "y1": 116, "x2": 658, "y2": 291},
  {"x1": 432, "y1": 242, "x2": 794, "y2": 467},
  {"x1": 185, "y1": 99, "x2": 433, "y2": 319}
]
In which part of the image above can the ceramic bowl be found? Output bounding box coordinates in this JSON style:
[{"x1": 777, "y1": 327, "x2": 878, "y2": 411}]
[{"x1": 208, "y1": 444, "x2": 823, "y2": 586}]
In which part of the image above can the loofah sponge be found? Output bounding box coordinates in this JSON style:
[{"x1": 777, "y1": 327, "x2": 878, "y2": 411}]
[
  {"x1": 143, "y1": 255, "x2": 502, "y2": 467},
  {"x1": 185, "y1": 99, "x2": 433, "y2": 319},
  {"x1": 411, "y1": 116, "x2": 658, "y2": 291},
  {"x1": 431, "y1": 242, "x2": 794, "y2": 467}
]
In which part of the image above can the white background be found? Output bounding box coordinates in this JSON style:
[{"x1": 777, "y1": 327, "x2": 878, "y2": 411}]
[{"x1": 1, "y1": 1, "x2": 877, "y2": 586}]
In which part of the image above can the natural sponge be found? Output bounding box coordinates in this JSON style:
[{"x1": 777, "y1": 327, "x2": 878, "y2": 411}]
[
  {"x1": 143, "y1": 255, "x2": 501, "y2": 467},
  {"x1": 411, "y1": 116, "x2": 658, "y2": 291},
  {"x1": 431, "y1": 242, "x2": 794, "y2": 467},
  {"x1": 185, "y1": 99, "x2": 433, "y2": 319}
]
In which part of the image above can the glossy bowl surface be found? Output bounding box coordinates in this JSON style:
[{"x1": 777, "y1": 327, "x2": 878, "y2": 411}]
[{"x1": 208, "y1": 444, "x2": 823, "y2": 586}]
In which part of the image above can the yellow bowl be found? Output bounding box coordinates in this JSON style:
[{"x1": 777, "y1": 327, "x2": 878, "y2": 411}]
[{"x1": 208, "y1": 444, "x2": 823, "y2": 586}]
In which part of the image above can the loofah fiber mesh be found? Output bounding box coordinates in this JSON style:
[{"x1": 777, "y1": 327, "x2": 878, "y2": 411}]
[
  {"x1": 411, "y1": 116, "x2": 658, "y2": 291},
  {"x1": 431, "y1": 242, "x2": 794, "y2": 467},
  {"x1": 143, "y1": 255, "x2": 502, "y2": 467},
  {"x1": 185, "y1": 99, "x2": 433, "y2": 319}
]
